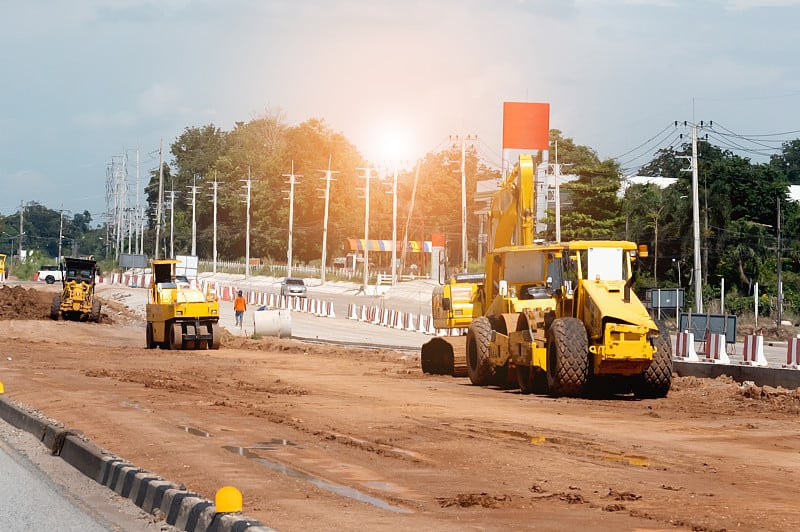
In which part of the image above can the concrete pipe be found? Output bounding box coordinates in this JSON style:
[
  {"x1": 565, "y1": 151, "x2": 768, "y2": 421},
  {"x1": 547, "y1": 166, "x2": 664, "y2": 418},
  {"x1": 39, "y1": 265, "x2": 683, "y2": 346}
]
[{"x1": 253, "y1": 308, "x2": 292, "y2": 338}]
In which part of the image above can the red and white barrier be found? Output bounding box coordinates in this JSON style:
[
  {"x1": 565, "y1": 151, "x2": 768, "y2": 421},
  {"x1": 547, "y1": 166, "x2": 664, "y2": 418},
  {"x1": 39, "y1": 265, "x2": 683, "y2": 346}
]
[
  {"x1": 674, "y1": 331, "x2": 699, "y2": 361},
  {"x1": 703, "y1": 332, "x2": 730, "y2": 363},
  {"x1": 741, "y1": 334, "x2": 768, "y2": 366},
  {"x1": 785, "y1": 336, "x2": 800, "y2": 368}
]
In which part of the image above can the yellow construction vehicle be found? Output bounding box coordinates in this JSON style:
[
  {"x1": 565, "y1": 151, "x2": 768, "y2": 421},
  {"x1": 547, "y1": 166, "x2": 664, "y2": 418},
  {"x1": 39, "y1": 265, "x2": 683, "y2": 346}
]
[
  {"x1": 145, "y1": 259, "x2": 220, "y2": 350},
  {"x1": 0, "y1": 253, "x2": 6, "y2": 283},
  {"x1": 424, "y1": 153, "x2": 672, "y2": 398},
  {"x1": 421, "y1": 272, "x2": 485, "y2": 376},
  {"x1": 50, "y1": 257, "x2": 102, "y2": 322},
  {"x1": 421, "y1": 153, "x2": 542, "y2": 377}
]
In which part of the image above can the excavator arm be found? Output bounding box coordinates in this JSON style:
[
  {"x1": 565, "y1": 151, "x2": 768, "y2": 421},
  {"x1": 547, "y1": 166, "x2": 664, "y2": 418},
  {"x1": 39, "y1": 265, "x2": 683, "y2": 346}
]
[{"x1": 488, "y1": 154, "x2": 538, "y2": 250}]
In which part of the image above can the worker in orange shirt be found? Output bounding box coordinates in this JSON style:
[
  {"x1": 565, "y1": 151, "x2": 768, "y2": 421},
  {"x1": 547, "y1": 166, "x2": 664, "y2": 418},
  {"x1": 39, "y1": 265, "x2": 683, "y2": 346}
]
[{"x1": 234, "y1": 290, "x2": 247, "y2": 327}]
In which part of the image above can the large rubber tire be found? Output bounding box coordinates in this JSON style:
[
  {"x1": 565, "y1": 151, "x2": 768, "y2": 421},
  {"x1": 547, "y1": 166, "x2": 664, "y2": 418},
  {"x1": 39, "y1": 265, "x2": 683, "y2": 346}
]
[
  {"x1": 183, "y1": 323, "x2": 197, "y2": 350},
  {"x1": 466, "y1": 316, "x2": 493, "y2": 386},
  {"x1": 633, "y1": 320, "x2": 673, "y2": 399},
  {"x1": 90, "y1": 300, "x2": 101, "y2": 322},
  {"x1": 169, "y1": 323, "x2": 183, "y2": 350},
  {"x1": 145, "y1": 322, "x2": 156, "y2": 349},
  {"x1": 50, "y1": 295, "x2": 61, "y2": 320},
  {"x1": 546, "y1": 317, "x2": 590, "y2": 397},
  {"x1": 210, "y1": 322, "x2": 221, "y2": 350}
]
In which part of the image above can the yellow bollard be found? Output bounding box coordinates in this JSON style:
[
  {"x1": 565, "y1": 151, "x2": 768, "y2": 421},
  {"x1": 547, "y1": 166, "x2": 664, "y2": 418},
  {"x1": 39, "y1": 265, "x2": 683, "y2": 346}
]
[{"x1": 215, "y1": 486, "x2": 243, "y2": 513}]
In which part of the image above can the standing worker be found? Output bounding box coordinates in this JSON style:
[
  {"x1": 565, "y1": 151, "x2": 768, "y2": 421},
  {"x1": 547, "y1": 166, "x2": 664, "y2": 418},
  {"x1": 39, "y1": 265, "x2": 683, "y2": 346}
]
[{"x1": 234, "y1": 290, "x2": 247, "y2": 327}]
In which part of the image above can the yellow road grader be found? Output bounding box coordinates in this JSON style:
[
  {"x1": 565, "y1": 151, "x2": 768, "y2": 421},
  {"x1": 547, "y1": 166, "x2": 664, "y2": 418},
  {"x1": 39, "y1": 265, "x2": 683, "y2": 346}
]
[
  {"x1": 145, "y1": 259, "x2": 220, "y2": 350},
  {"x1": 50, "y1": 257, "x2": 102, "y2": 322},
  {"x1": 421, "y1": 154, "x2": 672, "y2": 398}
]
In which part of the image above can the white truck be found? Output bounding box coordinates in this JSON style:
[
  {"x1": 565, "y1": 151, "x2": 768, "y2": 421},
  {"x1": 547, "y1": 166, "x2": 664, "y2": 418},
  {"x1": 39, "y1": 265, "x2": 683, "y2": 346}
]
[{"x1": 37, "y1": 265, "x2": 63, "y2": 284}]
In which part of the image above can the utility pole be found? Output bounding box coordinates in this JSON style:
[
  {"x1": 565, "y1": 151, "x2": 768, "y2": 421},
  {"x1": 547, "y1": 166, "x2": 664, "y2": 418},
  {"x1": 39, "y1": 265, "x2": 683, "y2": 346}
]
[
  {"x1": 282, "y1": 161, "x2": 302, "y2": 277},
  {"x1": 318, "y1": 156, "x2": 338, "y2": 284},
  {"x1": 677, "y1": 121, "x2": 709, "y2": 313},
  {"x1": 691, "y1": 122, "x2": 702, "y2": 313},
  {"x1": 140, "y1": 207, "x2": 145, "y2": 258},
  {"x1": 154, "y1": 139, "x2": 164, "y2": 260},
  {"x1": 391, "y1": 164, "x2": 398, "y2": 285},
  {"x1": 241, "y1": 168, "x2": 252, "y2": 279},
  {"x1": 551, "y1": 141, "x2": 571, "y2": 242},
  {"x1": 127, "y1": 207, "x2": 133, "y2": 254},
  {"x1": 357, "y1": 164, "x2": 374, "y2": 287},
  {"x1": 18, "y1": 200, "x2": 24, "y2": 260},
  {"x1": 188, "y1": 175, "x2": 198, "y2": 256},
  {"x1": 208, "y1": 173, "x2": 219, "y2": 274},
  {"x1": 401, "y1": 161, "x2": 421, "y2": 274},
  {"x1": 58, "y1": 205, "x2": 64, "y2": 261},
  {"x1": 449, "y1": 133, "x2": 476, "y2": 272},
  {"x1": 135, "y1": 148, "x2": 140, "y2": 254},
  {"x1": 167, "y1": 190, "x2": 177, "y2": 259},
  {"x1": 777, "y1": 196, "x2": 783, "y2": 333}
]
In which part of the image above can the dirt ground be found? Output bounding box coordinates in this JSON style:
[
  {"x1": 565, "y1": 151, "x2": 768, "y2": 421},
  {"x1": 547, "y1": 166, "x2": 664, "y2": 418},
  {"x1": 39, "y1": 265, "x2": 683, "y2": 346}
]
[{"x1": 1, "y1": 284, "x2": 800, "y2": 532}]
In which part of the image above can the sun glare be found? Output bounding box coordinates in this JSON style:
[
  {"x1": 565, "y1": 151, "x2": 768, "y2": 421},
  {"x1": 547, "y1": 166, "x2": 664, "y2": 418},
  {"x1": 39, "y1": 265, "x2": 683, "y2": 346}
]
[{"x1": 371, "y1": 121, "x2": 415, "y2": 163}]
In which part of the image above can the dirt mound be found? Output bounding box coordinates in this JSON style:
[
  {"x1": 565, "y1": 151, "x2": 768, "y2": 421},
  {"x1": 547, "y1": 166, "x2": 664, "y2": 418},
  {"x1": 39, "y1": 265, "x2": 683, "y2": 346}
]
[
  {"x1": 0, "y1": 285, "x2": 54, "y2": 319},
  {"x1": 0, "y1": 285, "x2": 114, "y2": 323}
]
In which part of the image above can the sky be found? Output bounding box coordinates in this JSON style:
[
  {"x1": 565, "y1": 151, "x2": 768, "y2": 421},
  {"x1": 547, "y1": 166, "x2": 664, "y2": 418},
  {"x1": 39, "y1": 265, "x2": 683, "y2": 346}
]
[{"x1": 2, "y1": 0, "x2": 800, "y2": 221}]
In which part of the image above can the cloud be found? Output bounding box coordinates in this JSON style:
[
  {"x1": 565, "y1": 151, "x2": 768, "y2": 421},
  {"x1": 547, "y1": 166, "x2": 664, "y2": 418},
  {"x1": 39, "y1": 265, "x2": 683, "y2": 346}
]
[
  {"x1": 137, "y1": 82, "x2": 181, "y2": 115},
  {"x1": 73, "y1": 110, "x2": 138, "y2": 129}
]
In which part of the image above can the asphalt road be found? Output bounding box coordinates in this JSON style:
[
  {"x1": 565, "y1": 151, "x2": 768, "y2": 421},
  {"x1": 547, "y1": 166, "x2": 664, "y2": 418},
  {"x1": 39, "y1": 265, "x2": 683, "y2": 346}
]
[{"x1": 0, "y1": 417, "x2": 167, "y2": 531}]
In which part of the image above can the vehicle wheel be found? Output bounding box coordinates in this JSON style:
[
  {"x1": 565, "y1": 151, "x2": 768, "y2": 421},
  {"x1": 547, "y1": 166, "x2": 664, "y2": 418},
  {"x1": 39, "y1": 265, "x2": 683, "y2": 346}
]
[
  {"x1": 183, "y1": 323, "x2": 197, "y2": 350},
  {"x1": 633, "y1": 320, "x2": 673, "y2": 398},
  {"x1": 50, "y1": 295, "x2": 61, "y2": 320},
  {"x1": 210, "y1": 322, "x2": 221, "y2": 350},
  {"x1": 145, "y1": 322, "x2": 156, "y2": 349},
  {"x1": 546, "y1": 317, "x2": 589, "y2": 397},
  {"x1": 169, "y1": 323, "x2": 183, "y2": 350},
  {"x1": 90, "y1": 300, "x2": 101, "y2": 322},
  {"x1": 466, "y1": 316, "x2": 492, "y2": 386},
  {"x1": 45, "y1": 275, "x2": 55, "y2": 284}
]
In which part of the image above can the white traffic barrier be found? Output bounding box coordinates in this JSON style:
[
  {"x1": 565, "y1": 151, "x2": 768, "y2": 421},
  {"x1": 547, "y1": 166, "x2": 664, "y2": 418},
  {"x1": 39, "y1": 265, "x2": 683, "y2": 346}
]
[
  {"x1": 674, "y1": 331, "x2": 700, "y2": 361},
  {"x1": 427, "y1": 315, "x2": 436, "y2": 335},
  {"x1": 703, "y1": 332, "x2": 730, "y2": 363},
  {"x1": 326, "y1": 301, "x2": 335, "y2": 318},
  {"x1": 253, "y1": 308, "x2": 291, "y2": 338},
  {"x1": 785, "y1": 336, "x2": 800, "y2": 368},
  {"x1": 741, "y1": 334, "x2": 768, "y2": 366},
  {"x1": 359, "y1": 305, "x2": 367, "y2": 322},
  {"x1": 416, "y1": 314, "x2": 426, "y2": 334},
  {"x1": 347, "y1": 303, "x2": 357, "y2": 320}
]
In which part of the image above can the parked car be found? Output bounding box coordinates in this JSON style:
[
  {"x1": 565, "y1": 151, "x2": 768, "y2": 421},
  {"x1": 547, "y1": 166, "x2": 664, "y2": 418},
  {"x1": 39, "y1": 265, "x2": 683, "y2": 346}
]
[
  {"x1": 37, "y1": 265, "x2": 62, "y2": 284},
  {"x1": 280, "y1": 277, "x2": 307, "y2": 298}
]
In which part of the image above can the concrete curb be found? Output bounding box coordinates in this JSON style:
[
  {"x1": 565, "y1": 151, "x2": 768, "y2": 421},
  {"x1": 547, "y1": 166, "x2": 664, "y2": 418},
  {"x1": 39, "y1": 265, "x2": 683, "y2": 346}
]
[
  {"x1": 0, "y1": 395, "x2": 275, "y2": 532},
  {"x1": 674, "y1": 360, "x2": 800, "y2": 388}
]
